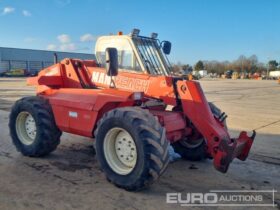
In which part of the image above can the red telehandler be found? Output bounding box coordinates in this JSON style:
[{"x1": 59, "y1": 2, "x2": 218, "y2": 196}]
[{"x1": 9, "y1": 29, "x2": 255, "y2": 191}]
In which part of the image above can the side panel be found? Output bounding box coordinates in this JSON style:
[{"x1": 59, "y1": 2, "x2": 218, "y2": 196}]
[
  {"x1": 43, "y1": 88, "x2": 136, "y2": 137},
  {"x1": 51, "y1": 105, "x2": 98, "y2": 137},
  {"x1": 149, "y1": 110, "x2": 186, "y2": 132},
  {"x1": 149, "y1": 110, "x2": 188, "y2": 142}
]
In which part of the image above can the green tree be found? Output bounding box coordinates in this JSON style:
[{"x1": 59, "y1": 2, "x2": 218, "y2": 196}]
[
  {"x1": 194, "y1": 60, "x2": 204, "y2": 70},
  {"x1": 182, "y1": 64, "x2": 190, "y2": 71},
  {"x1": 268, "y1": 60, "x2": 278, "y2": 70}
]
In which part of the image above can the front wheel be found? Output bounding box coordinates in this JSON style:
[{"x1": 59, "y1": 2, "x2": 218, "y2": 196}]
[
  {"x1": 9, "y1": 96, "x2": 61, "y2": 157},
  {"x1": 94, "y1": 107, "x2": 169, "y2": 191}
]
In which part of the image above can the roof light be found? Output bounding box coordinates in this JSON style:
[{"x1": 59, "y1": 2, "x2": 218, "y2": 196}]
[
  {"x1": 151, "y1": 33, "x2": 158, "y2": 39},
  {"x1": 130, "y1": 28, "x2": 140, "y2": 37},
  {"x1": 118, "y1": 31, "x2": 123, "y2": 35}
]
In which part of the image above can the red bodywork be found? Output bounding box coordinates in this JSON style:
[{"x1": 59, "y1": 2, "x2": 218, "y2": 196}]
[{"x1": 28, "y1": 58, "x2": 255, "y2": 173}]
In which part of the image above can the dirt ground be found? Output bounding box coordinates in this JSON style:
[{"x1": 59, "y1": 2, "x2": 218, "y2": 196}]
[{"x1": 0, "y1": 78, "x2": 279, "y2": 210}]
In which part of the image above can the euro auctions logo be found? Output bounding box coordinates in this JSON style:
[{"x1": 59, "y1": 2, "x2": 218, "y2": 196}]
[
  {"x1": 167, "y1": 192, "x2": 218, "y2": 205},
  {"x1": 166, "y1": 190, "x2": 277, "y2": 207}
]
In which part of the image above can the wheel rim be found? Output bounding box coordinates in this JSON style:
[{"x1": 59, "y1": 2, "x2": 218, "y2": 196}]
[
  {"x1": 103, "y1": 127, "x2": 137, "y2": 175},
  {"x1": 15, "y1": 111, "x2": 37, "y2": 145},
  {"x1": 180, "y1": 137, "x2": 204, "y2": 149}
]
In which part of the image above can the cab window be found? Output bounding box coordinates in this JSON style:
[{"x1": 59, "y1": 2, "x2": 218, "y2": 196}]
[{"x1": 96, "y1": 38, "x2": 142, "y2": 72}]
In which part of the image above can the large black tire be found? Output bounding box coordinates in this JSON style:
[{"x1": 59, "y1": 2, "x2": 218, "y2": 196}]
[
  {"x1": 9, "y1": 96, "x2": 61, "y2": 157},
  {"x1": 94, "y1": 107, "x2": 169, "y2": 191},
  {"x1": 172, "y1": 102, "x2": 226, "y2": 161},
  {"x1": 172, "y1": 138, "x2": 206, "y2": 161}
]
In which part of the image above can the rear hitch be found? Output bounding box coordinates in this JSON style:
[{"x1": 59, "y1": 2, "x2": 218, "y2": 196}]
[{"x1": 213, "y1": 130, "x2": 256, "y2": 173}]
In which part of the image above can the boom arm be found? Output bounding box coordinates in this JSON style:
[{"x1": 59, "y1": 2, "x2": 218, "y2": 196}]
[{"x1": 176, "y1": 80, "x2": 255, "y2": 173}]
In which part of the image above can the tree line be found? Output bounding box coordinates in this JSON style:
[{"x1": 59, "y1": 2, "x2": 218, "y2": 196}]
[{"x1": 172, "y1": 55, "x2": 279, "y2": 74}]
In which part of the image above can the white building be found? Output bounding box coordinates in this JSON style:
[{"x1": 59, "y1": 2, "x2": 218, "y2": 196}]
[{"x1": 269, "y1": 70, "x2": 280, "y2": 78}]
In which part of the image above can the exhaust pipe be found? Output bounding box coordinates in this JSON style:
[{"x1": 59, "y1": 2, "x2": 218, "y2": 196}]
[{"x1": 54, "y1": 53, "x2": 58, "y2": 64}]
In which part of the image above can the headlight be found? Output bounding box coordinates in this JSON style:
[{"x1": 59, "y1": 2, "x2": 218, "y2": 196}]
[{"x1": 132, "y1": 92, "x2": 143, "y2": 100}]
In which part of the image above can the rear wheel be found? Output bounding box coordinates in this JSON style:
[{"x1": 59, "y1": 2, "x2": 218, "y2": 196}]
[
  {"x1": 172, "y1": 135, "x2": 206, "y2": 161},
  {"x1": 172, "y1": 102, "x2": 227, "y2": 161},
  {"x1": 9, "y1": 96, "x2": 61, "y2": 157},
  {"x1": 95, "y1": 107, "x2": 169, "y2": 191}
]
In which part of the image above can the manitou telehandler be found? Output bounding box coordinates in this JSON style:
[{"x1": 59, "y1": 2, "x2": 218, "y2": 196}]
[{"x1": 9, "y1": 29, "x2": 256, "y2": 191}]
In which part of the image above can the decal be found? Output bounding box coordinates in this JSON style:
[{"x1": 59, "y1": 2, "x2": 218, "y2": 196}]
[
  {"x1": 91, "y1": 71, "x2": 150, "y2": 92},
  {"x1": 69, "y1": 111, "x2": 78, "y2": 118}
]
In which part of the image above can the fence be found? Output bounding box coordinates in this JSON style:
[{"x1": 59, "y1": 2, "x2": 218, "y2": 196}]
[{"x1": 0, "y1": 60, "x2": 54, "y2": 74}]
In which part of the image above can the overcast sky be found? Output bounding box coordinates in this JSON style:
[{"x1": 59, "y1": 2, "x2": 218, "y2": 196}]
[{"x1": 0, "y1": 0, "x2": 279, "y2": 64}]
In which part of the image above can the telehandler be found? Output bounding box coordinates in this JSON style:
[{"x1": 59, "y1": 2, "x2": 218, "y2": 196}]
[{"x1": 9, "y1": 29, "x2": 255, "y2": 191}]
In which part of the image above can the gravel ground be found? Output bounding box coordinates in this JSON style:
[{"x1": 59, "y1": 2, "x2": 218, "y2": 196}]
[{"x1": 0, "y1": 78, "x2": 279, "y2": 210}]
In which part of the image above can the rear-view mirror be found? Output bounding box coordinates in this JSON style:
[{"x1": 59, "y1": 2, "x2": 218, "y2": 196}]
[
  {"x1": 105, "y1": 48, "x2": 118, "y2": 76},
  {"x1": 162, "y1": 41, "x2": 172, "y2": 55}
]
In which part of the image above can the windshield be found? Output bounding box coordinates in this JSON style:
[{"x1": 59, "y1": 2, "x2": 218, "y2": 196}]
[
  {"x1": 96, "y1": 37, "x2": 142, "y2": 72},
  {"x1": 133, "y1": 36, "x2": 171, "y2": 75}
]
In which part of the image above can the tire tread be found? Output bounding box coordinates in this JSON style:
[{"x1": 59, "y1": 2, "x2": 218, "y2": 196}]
[{"x1": 95, "y1": 107, "x2": 169, "y2": 191}]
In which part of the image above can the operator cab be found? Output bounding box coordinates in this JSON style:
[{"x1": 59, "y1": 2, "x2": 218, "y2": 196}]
[{"x1": 95, "y1": 29, "x2": 172, "y2": 76}]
